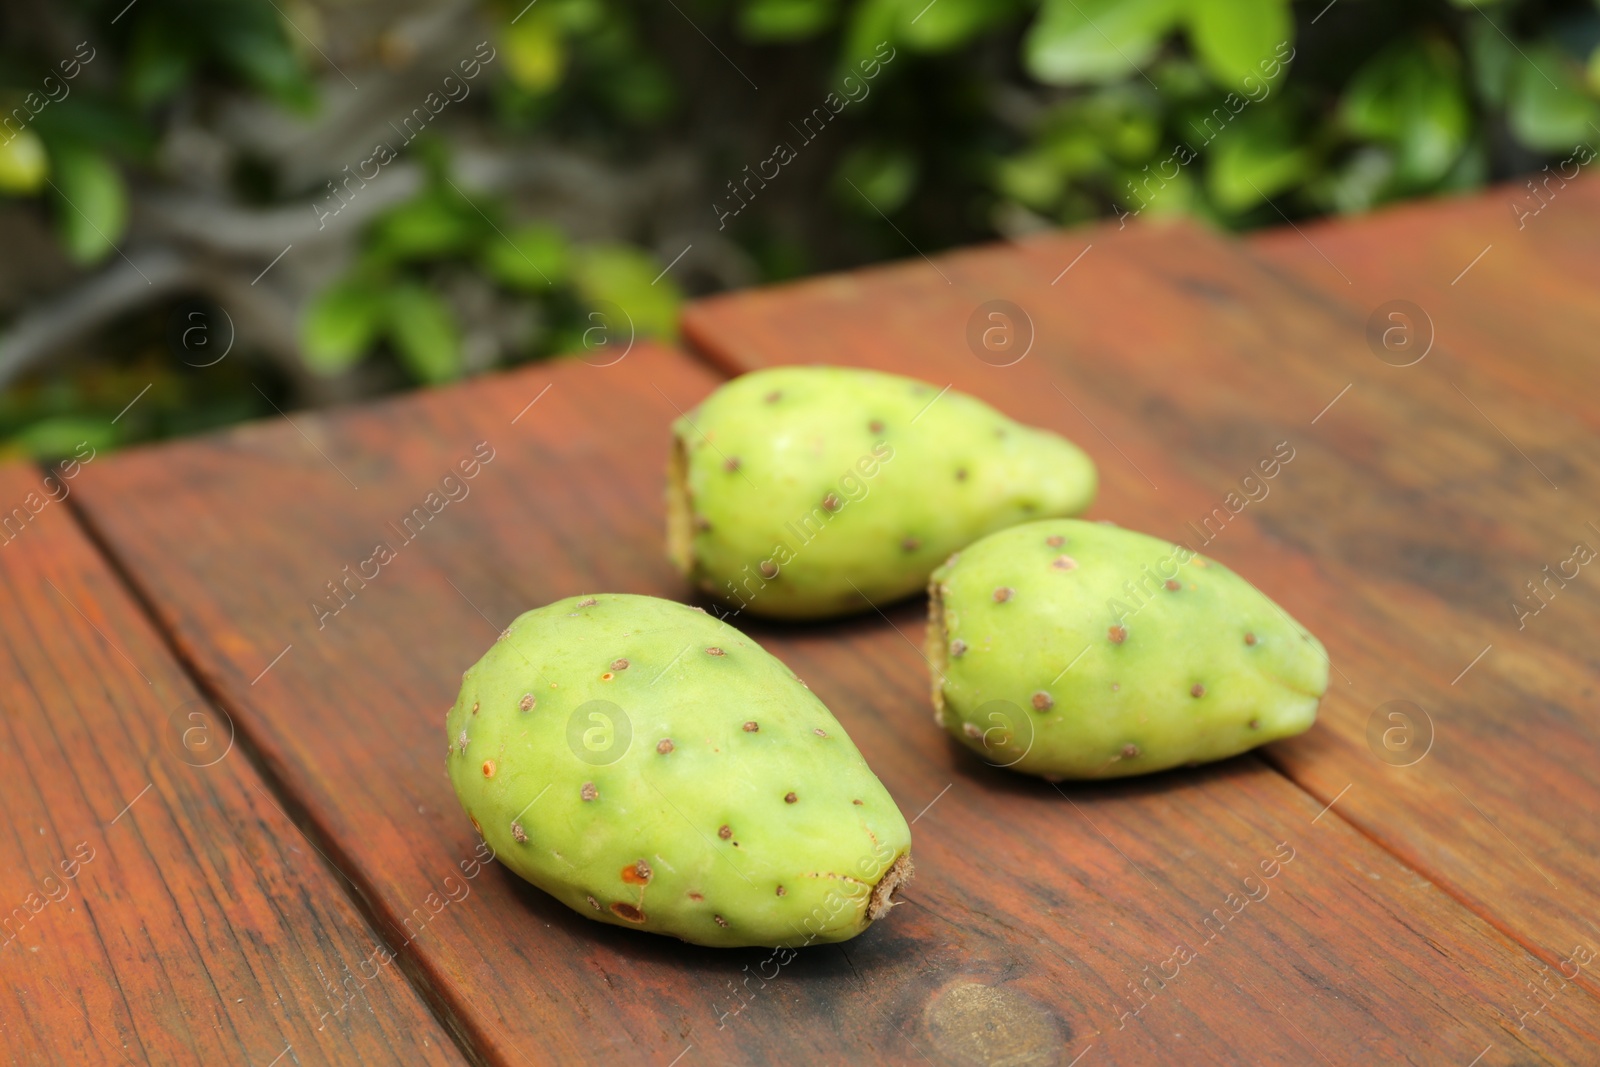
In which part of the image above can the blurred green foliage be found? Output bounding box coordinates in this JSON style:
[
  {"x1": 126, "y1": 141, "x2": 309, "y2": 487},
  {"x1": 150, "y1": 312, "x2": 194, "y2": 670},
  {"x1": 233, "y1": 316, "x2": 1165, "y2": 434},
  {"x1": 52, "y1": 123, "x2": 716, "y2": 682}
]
[{"x1": 1, "y1": 0, "x2": 1598, "y2": 457}]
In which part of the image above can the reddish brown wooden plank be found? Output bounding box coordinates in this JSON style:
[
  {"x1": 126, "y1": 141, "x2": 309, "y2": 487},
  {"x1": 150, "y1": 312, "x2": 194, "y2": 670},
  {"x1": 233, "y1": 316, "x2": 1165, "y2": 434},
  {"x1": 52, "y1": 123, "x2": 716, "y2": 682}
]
[
  {"x1": 69, "y1": 342, "x2": 1598, "y2": 1063},
  {"x1": 682, "y1": 218, "x2": 1600, "y2": 1041},
  {"x1": 1249, "y1": 174, "x2": 1600, "y2": 425},
  {"x1": 0, "y1": 464, "x2": 462, "y2": 1066}
]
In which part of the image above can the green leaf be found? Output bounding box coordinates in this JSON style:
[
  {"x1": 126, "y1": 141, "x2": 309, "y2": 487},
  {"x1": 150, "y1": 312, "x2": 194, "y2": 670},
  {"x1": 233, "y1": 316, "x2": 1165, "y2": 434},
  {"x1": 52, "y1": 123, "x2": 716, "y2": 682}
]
[
  {"x1": 50, "y1": 146, "x2": 127, "y2": 264},
  {"x1": 1463, "y1": 16, "x2": 1513, "y2": 106},
  {"x1": 1341, "y1": 38, "x2": 1470, "y2": 187},
  {"x1": 481, "y1": 222, "x2": 569, "y2": 290},
  {"x1": 1205, "y1": 106, "x2": 1312, "y2": 212},
  {"x1": 548, "y1": 0, "x2": 605, "y2": 34},
  {"x1": 995, "y1": 151, "x2": 1067, "y2": 210},
  {"x1": 10, "y1": 417, "x2": 116, "y2": 461},
  {"x1": 605, "y1": 58, "x2": 676, "y2": 122},
  {"x1": 386, "y1": 285, "x2": 462, "y2": 384},
  {"x1": 368, "y1": 192, "x2": 485, "y2": 262},
  {"x1": 1307, "y1": 146, "x2": 1395, "y2": 214},
  {"x1": 1120, "y1": 161, "x2": 1197, "y2": 218},
  {"x1": 1507, "y1": 46, "x2": 1596, "y2": 153},
  {"x1": 1185, "y1": 0, "x2": 1293, "y2": 91},
  {"x1": 740, "y1": 0, "x2": 837, "y2": 42},
  {"x1": 127, "y1": 17, "x2": 196, "y2": 107},
  {"x1": 835, "y1": 144, "x2": 917, "y2": 213},
  {"x1": 837, "y1": 0, "x2": 901, "y2": 79},
  {"x1": 301, "y1": 276, "x2": 387, "y2": 374},
  {"x1": 897, "y1": 0, "x2": 1007, "y2": 53},
  {"x1": 29, "y1": 97, "x2": 152, "y2": 158},
  {"x1": 573, "y1": 245, "x2": 681, "y2": 342},
  {"x1": 212, "y1": 2, "x2": 315, "y2": 111},
  {"x1": 0, "y1": 129, "x2": 48, "y2": 195},
  {"x1": 1024, "y1": 0, "x2": 1180, "y2": 87},
  {"x1": 501, "y1": 10, "x2": 568, "y2": 94}
]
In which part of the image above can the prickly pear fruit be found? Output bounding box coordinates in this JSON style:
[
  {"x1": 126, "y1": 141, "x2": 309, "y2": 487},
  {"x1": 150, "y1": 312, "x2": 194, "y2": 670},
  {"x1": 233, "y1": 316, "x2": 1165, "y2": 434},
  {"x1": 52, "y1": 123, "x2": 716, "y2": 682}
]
[
  {"x1": 926, "y1": 519, "x2": 1326, "y2": 779},
  {"x1": 446, "y1": 593, "x2": 913, "y2": 948},
  {"x1": 667, "y1": 366, "x2": 1096, "y2": 620}
]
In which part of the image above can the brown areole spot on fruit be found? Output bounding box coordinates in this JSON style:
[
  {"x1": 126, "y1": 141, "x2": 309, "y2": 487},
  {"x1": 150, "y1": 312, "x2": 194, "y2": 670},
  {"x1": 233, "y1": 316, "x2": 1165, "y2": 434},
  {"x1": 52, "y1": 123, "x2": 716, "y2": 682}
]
[
  {"x1": 1046, "y1": 534, "x2": 1065, "y2": 547},
  {"x1": 581, "y1": 782, "x2": 598, "y2": 801},
  {"x1": 993, "y1": 586, "x2": 1014, "y2": 603},
  {"x1": 743, "y1": 720, "x2": 759, "y2": 732},
  {"x1": 587, "y1": 895, "x2": 601, "y2": 910},
  {"x1": 1052, "y1": 556, "x2": 1077, "y2": 570},
  {"x1": 621, "y1": 860, "x2": 652, "y2": 884},
  {"x1": 1165, "y1": 579, "x2": 1181, "y2": 591},
  {"x1": 657, "y1": 738, "x2": 675, "y2": 754},
  {"x1": 706, "y1": 647, "x2": 725, "y2": 657},
  {"x1": 511, "y1": 821, "x2": 527, "y2": 844},
  {"x1": 759, "y1": 560, "x2": 779, "y2": 579},
  {"x1": 519, "y1": 693, "x2": 536, "y2": 711},
  {"x1": 822, "y1": 492, "x2": 842, "y2": 512},
  {"x1": 1031, "y1": 691, "x2": 1054, "y2": 711},
  {"x1": 1244, "y1": 632, "x2": 1257, "y2": 645},
  {"x1": 724, "y1": 457, "x2": 741, "y2": 472},
  {"x1": 784, "y1": 792, "x2": 798, "y2": 804},
  {"x1": 611, "y1": 902, "x2": 646, "y2": 923},
  {"x1": 718, "y1": 824, "x2": 733, "y2": 840},
  {"x1": 611, "y1": 658, "x2": 629, "y2": 670},
  {"x1": 1122, "y1": 744, "x2": 1140, "y2": 759},
  {"x1": 713, "y1": 915, "x2": 729, "y2": 928},
  {"x1": 1108, "y1": 625, "x2": 1127, "y2": 644},
  {"x1": 902, "y1": 536, "x2": 921, "y2": 552},
  {"x1": 1191, "y1": 684, "x2": 1206, "y2": 698}
]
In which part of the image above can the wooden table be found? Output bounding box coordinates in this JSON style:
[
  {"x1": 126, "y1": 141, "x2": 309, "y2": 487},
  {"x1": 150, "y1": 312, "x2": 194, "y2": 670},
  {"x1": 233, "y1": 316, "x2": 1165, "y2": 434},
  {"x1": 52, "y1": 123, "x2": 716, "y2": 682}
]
[{"x1": 4, "y1": 178, "x2": 1597, "y2": 1065}]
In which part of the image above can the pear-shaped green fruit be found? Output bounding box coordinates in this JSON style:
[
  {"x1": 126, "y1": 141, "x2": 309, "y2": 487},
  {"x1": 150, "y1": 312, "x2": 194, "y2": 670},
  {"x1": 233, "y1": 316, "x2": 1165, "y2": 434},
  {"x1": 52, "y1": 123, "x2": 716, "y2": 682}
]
[
  {"x1": 446, "y1": 593, "x2": 913, "y2": 947},
  {"x1": 927, "y1": 519, "x2": 1326, "y2": 779},
  {"x1": 667, "y1": 366, "x2": 1096, "y2": 620}
]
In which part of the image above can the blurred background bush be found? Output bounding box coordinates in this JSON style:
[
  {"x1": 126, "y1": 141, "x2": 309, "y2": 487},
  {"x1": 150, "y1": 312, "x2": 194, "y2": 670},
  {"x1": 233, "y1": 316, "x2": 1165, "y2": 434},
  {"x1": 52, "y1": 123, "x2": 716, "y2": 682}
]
[{"x1": 0, "y1": 0, "x2": 1596, "y2": 458}]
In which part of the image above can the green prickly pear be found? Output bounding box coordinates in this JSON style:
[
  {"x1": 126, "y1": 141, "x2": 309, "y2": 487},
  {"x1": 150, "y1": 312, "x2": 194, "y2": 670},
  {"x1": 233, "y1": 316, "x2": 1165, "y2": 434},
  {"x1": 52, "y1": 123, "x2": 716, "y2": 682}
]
[
  {"x1": 445, "y1": 593, "x2": 913, "y2": 948},
  {"x1": 926, "y1": 519, "x2": 1326, "y2": 779},
  {"x1": 667, "y1": 366, "x2": 1096, "y2": 620}
]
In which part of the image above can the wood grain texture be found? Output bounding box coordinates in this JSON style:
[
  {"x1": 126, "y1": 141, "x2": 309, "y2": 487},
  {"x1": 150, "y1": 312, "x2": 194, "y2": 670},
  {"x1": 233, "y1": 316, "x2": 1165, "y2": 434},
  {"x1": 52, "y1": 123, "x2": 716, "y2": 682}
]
[
  {"x1": 683, "y1": 216, "x2": 1600, "y2": 1049},
  {"x1": 1249, "y1": 174, "x2": 1600, "y2": 425},
  {"x1": 69, "y1": 338, "x2": 1598, "y2": 1064},
  {"x1": 0, "y1": 464, "x2": 462, "y2": 1066}
]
